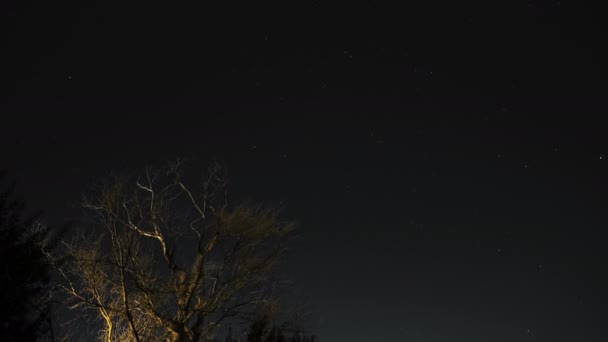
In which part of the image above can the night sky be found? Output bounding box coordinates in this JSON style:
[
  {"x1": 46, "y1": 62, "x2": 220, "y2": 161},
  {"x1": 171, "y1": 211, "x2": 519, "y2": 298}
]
[{"x1": 3, "y1": 1, "x2": 608, "y2": 341}]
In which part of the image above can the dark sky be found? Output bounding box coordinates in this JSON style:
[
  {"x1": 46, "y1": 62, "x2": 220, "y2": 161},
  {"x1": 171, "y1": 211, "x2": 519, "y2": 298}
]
[{"x1": 3, "y1": 1, "x2": 608, "y2": 341}]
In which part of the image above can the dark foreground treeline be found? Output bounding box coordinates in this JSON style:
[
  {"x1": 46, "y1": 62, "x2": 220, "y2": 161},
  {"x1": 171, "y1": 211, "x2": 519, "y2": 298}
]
[{"x1": 0, "y1": 169, "x2": 56, "y2": 341}]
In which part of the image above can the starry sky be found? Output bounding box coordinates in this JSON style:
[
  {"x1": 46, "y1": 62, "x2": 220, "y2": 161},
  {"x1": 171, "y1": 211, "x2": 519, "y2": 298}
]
[{"x1": 3, "y1": 1, "x2": 608, "y2": 341}]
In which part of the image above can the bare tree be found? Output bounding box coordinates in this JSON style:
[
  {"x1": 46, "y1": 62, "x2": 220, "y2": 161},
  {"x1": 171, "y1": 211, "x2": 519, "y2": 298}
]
[{"x1": 48, "y1": 161, "x2": 293, "y2": 342}]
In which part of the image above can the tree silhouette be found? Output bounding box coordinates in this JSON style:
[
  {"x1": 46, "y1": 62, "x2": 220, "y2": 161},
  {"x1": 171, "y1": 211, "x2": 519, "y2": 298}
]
[
  {"x1": 244, "y1": 314, "x2": 317, "y2": 342},
  {"x1": 49, "y1": 161, "x2": 294, "y2": 341},
  {"x1": 0, "y1": 170, "x2": 57, "y2": 341}
]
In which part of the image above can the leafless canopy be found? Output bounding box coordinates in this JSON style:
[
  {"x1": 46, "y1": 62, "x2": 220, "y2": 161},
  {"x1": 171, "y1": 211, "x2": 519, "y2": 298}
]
[{"x1": 49, "y1": 161, "x2": 293, "y2": 342}]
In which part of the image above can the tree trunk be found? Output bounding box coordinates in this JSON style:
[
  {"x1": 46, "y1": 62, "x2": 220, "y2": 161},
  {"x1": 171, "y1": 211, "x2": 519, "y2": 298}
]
[{"x1": 168, "y1": 330, "x2": 185, "y2": 342}]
